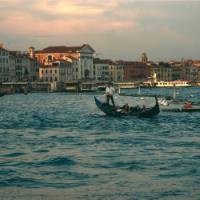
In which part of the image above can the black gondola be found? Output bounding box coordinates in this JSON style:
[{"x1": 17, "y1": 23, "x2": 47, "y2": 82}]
[{"x1": 94, "y1": 96, "x2": 160, "y2": 117}]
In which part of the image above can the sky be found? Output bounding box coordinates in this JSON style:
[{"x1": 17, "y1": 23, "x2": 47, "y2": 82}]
[{"x1": 0, "y1": 0, "x2": 200, "y2": 61}]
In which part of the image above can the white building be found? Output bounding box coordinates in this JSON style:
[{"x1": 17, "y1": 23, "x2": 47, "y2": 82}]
[
  {"x1": 33, "y1": 44, "x2": 95, "y2": 81},
  {"x1": 39, "y1": 59, "x2": 74, "y2": 82},
  {"x1": 10, "y1": 51, "x2": 39, "y2": 82},
  {"x1": 94, "y1": 58, "x2": 124, "y2": 82},
  {"x1": 0, "y1": 46, "x2": 15, "y2": 82}
]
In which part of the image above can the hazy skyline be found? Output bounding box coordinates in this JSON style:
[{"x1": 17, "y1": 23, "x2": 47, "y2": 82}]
[{"x1": 0, "y1": 0, "x2": 200, "y2": 61}]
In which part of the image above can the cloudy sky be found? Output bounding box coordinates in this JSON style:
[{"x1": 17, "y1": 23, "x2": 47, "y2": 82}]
[{"x1": 0, "y1": 0, "x2": 200, "y2": 61}]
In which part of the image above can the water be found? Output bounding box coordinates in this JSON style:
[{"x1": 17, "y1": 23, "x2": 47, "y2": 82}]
[{"x1": 0, "y1": 89, "x2": 200, "y2": 200}]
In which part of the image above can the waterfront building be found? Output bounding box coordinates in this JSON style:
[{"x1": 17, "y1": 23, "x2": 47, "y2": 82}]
[
  {"x1": 177, "y1": 59, "x2": 200, "y2": 83},
  {"x1": 113, "y1": 62, "x2": 124, "y2": 82},
  {"x1": 0, "y1": 46, "x2": 15, "y2": 82},
  {"x1": 31, "y1": 44, "x2": 95, "y2": 80},
  {"x1": 94, "y1": 58, "x2": 124, "y2": 82},
  {"x1": 152, "y1": 62, "x2": 172, "y2": 81},
  {"x1": 121, "y1": 61, "x2": 151, "y2": 82},
  {"x1": 169, "y1": 61, "x2": 184, "y2": 80},
  {"x1": 39, "y1": 59, "x2": 74, "y2": 82},
  {"x1": 191, "y1": 61, "x2": 200, "y2": 82},
  {"x1": 94, "y1": 58, "x2": 114, "y2": 82},
  {"x1": 10, "y1": 51, "x2": 40, "y2": 82}
]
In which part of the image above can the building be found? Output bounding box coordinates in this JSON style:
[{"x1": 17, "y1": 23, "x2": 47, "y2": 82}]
[
  {"x1": 10, "y1": 51, "x2": 40, "y2": 82},
  {"x1": 94, "y1": 58, "x2": 124, "y2": 82},
  {"x1": 31, "y1": 44, "x2": 95, "y2": 80},
  {"x1": 94, "y1": 58, "x2": 114, "y2": 82},
  {"x1": 152, "y1": 62, "x2": 172, "y2": 81},
  {"x1": 189, "y1": 61, "x2": 200, "y2": 82},
  {"x1": 169, "y1": 61, "x2": 184, "y2": 80},
  {"x1": 0, "y1": 46, "x2": 15, "y2": 82},
  {"x1": 39, "y1": 59, "x2": 74, "y2": 82},
  {"x1": 121, "y1": 61, "x2": 151, "y2": 82}
]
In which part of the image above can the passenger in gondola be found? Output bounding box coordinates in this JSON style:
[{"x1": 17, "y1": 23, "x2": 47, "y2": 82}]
[
  {"x1": 105, "y1": 82, "x2": 115, "y2": 106},
  {"x1": 121, "y1": 103, "x2": 129, "y2": 113},
  {"x1": 124, "y1": 103, "x2": 129, "y2": 112}
]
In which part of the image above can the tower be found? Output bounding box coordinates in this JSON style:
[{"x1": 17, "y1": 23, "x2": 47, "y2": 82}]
[
  {"x1": 141, "y1": 52, "x2": 148, "y2": 63},
  {"x1": 28, "y1": 47, "x2": 35, "y2": 59}
]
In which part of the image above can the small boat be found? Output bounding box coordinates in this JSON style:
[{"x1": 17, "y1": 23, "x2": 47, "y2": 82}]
[
  {"x1": 162, "y1": 102, "x2": 200, "y2": 112},
  {"x1": 94, "y1": 96, "x2": 160, "y2": 117}
]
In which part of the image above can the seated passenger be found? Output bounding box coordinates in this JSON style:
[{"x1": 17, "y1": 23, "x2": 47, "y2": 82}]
[{"x1": 123, "y1": 103, "x2": 129, "y2": 112}]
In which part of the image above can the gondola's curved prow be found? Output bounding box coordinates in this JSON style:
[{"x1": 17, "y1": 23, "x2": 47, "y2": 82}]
[
  {"x1": 137, "y1": 96, "x2": 160, "y2": 118},
  {"x1": 94, "y1": 96, "x2": 122, "y2": 116},
  {"x1": 94, "y1": 96, "x2": 160, "y2": 117}
]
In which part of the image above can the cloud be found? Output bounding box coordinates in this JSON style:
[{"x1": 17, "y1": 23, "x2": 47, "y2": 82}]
[{"x1": 0, "y1": 0, "x2": 200, "y2": 60}]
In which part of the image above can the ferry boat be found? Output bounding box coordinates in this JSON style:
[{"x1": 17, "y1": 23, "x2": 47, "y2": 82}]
[
  {"x1": 156, "y1": 80, "x2": 191, "y2": 87},
  {"x1": 114, "y1": 82, "x2": 136, "y2": 89}
]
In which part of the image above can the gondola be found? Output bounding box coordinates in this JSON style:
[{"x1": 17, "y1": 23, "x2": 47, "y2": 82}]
[{"x1": 94, "y1": 96, "x2": 160, "y2": 117}]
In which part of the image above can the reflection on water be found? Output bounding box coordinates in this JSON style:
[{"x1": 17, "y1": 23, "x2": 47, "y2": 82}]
[{"x1": 0, "y1": 89, "x2": 200, "y2": 199}]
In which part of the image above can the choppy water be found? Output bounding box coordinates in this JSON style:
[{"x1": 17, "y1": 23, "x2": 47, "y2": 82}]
[{"x1": 0, "y1": 89, "x2": 200, "y2": 200}]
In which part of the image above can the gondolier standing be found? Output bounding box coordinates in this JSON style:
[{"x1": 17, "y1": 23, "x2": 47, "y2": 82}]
[{"x1": 105, "y1": 82, "x2": 115, "y2": 106}]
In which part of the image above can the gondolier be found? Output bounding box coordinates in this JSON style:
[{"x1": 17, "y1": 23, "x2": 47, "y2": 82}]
[{"x1": 105, "y1": 82, "x2": 115, "y2": 106}]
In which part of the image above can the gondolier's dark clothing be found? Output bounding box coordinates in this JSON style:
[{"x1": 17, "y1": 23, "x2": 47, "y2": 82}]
[
  {"x1": 106, "y1": 86, "x2": 115, "y2": 106},
  {"x1": 107, "y1": 95, "x2": 115, "y2": 106}
]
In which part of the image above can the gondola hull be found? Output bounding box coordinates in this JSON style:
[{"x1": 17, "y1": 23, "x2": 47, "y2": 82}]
[{"x1": 94, "y1": 96, "x2": 160, "y2": 117}]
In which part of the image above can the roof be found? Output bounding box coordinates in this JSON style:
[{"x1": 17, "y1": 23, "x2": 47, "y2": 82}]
[
  {"x1": 35, "y1": 44, "x2": 95, "y2": 54},
  {"x1": 94, "y1": 58, "x2": 116, "y2": 65},
  {"x1": 0, "y1": 47, "x2": 9, "y2": 52}
]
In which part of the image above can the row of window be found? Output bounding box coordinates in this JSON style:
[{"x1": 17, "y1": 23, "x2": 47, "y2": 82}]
[
  {"x1": 0, "y1": 67, "x2": 9, "y2": 73},
  {"x1": 0, "y1": 51, "x2": 9, "y2": 56},
  {"x1": 41, "y1": 77, "x2": 58, "y2": 82},
  {"x1": 0, "y1": 58, "x2": 9, "y2": 63},
  {"x1": 0, "y1": 77, "x2": 9, "y2": 82},
  {"x1": 41, "y1": 69, "x2": 57, "y2": 74}
]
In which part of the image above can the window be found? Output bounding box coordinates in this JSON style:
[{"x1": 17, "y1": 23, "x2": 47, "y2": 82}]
[
  {"x1": 47, "y1": 55, "x2": 53, "y2": 62},
  {"x1": 84, "y1": 69, "x2": 89, "y2": 78}
]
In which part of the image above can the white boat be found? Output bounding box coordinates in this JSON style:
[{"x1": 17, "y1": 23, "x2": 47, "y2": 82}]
[
  {"x1": 156, "y1": 80, "x2": 191, "y2": 87},
  {"x1": 114, "y1": 82, "x2": 136, "y2": 89}
]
